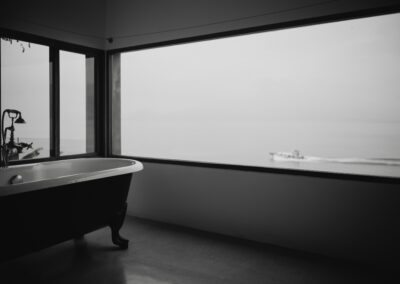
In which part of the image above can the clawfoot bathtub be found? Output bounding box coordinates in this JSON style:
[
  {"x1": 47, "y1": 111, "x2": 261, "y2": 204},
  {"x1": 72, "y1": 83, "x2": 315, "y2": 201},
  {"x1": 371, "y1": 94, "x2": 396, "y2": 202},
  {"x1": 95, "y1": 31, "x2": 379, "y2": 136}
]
[{"x1": 0, "y1": 158, "x2": 143, "y2": 261}]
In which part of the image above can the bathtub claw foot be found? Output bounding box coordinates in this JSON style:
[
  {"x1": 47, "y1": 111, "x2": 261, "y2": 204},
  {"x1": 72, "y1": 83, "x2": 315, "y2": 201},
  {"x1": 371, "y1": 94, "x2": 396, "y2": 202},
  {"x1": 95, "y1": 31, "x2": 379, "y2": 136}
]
[
  {"x1": 110, "y1": 202, "x2": 129, "y2": 249},
  {"x1": 112, "y1": 232, "x2": 129, "y2": 249}
]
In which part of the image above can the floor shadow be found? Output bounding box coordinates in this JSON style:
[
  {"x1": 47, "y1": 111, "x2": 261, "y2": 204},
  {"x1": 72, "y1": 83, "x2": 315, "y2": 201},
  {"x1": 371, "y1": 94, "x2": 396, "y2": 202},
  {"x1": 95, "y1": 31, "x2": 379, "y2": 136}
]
[{"x1": 0, "y1": 238, "x2": 127, "y2": 284}]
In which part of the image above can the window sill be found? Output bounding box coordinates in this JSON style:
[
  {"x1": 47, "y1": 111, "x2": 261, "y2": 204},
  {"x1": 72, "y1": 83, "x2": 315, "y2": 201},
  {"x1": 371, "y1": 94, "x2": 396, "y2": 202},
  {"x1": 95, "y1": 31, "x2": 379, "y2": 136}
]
[{"x1": 110, "y1": 154, "x2": 400, "y2": 184}]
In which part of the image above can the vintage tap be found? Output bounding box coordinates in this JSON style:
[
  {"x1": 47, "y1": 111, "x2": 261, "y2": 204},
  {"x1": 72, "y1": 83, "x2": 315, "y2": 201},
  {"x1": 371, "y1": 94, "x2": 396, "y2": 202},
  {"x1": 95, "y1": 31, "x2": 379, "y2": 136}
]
[{"x1": 1, "y1": 109, "x2": 32, "y2": 167}]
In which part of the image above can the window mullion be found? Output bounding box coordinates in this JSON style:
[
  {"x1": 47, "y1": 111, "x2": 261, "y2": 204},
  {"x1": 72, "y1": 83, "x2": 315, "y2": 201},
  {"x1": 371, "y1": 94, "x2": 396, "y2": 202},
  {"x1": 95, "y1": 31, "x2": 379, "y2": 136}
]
[{"x1": 50, "y1": 47, "x2": 60, "y2": 158}]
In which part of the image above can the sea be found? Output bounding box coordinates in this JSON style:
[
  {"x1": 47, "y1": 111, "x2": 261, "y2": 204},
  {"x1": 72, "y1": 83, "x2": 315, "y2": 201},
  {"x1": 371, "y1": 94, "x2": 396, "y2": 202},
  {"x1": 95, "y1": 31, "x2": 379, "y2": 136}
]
[
  {"x1": 119, "y1": 120, "x2": 400, "y2": 178},
  {"x1": 16, "y1": 138, "x2": 87, "y2": 159},
  {"x1": 14, "y1": 121, "x2": 400, "y2": 179}
]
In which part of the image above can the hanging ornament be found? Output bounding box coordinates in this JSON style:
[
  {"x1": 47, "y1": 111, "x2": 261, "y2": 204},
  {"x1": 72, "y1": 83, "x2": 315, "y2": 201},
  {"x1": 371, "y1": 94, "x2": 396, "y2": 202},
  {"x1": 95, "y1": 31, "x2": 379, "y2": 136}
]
[{"x1": 1, "y1": 37, "x2": 31, "y2": 53}]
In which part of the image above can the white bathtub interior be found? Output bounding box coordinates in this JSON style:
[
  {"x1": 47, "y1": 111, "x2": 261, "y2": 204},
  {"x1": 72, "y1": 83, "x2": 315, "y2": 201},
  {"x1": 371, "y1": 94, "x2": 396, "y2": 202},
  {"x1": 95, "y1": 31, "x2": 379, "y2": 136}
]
[{"x1": 0, "y1": 158, "x2": 143, "y2": 196}]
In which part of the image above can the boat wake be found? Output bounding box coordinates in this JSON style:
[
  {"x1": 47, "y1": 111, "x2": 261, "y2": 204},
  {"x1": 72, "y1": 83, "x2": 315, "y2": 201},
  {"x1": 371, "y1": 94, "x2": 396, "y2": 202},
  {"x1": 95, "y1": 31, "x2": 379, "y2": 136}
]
[{"x1": 270, "y1": 150, "x2": 400, "y2": 166}]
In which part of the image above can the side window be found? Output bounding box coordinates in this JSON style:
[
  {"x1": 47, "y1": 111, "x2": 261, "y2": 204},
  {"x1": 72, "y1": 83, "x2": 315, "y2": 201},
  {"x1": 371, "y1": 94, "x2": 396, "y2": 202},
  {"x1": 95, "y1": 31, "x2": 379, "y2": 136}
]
[
  {"x1": 1, "y1": 38, "x2": 50, "y2": 160},
  {"x1": 1, "y1": 37, "x2": 99, "y2": 164}
]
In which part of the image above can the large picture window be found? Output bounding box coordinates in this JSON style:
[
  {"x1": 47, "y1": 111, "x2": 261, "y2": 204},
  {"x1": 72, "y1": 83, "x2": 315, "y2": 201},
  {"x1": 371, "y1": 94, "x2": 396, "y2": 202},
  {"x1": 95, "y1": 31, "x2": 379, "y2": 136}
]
[{"x1": 111, "y1": 13, "x2": 400, "y2": 177}]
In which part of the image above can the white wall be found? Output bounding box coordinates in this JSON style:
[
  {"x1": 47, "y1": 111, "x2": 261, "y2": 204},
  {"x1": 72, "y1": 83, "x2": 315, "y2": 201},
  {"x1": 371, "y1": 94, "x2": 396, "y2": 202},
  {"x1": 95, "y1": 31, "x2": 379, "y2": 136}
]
[
  {"x1": 0, "y1": 0, "x2": 107, "y2": 49},
  {"x1": 129, "y1": 162, "x2": 400, "y2": 262},
  {"x1": 105, "y1": 0, "x2": 400, "y2": 49}
]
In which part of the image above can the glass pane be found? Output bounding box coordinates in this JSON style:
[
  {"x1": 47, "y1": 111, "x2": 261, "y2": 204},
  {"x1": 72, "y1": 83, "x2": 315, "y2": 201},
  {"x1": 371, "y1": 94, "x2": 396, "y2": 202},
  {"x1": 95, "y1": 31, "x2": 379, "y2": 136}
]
[
  {"x1": 113, "y1": 13, "x2": 400, "y2": 178},
  {"x1": 60, "y1": 50, "x2": 95, "y2": 156},
  {"x1": 1, "y1": 39, "x2": 50, "y2": 160}
]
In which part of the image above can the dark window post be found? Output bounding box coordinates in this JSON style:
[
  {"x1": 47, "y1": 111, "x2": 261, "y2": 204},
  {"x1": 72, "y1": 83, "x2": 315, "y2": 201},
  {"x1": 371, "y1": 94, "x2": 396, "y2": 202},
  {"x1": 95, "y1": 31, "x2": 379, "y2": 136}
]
[
  {"x1": 111, "y1": 53, "x2": 121, "y2": 155},
  {"x1": 86, "y1": 56, "x2": 95, "y2": 153},
  {"x1": 50, "y1": 47, "x2": 60, "y2": 158}
]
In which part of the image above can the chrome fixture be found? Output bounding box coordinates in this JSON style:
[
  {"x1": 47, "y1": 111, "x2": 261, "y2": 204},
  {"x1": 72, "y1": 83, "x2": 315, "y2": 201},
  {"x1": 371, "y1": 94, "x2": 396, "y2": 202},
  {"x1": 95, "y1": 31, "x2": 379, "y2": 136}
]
[
  {"x1": 1, "y1": 109, "x2": 32, "y2": 167},
  {"x1": 9, "y1": 174, "x2": 24, "y2": 185}
]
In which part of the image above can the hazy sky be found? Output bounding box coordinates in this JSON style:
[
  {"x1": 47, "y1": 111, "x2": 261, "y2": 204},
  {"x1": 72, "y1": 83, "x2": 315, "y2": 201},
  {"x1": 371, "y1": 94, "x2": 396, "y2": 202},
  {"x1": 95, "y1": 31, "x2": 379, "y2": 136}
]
[
  {"x1": 119, "y1": 13, "x2": 400, "y2": 164},
  {"x1": 1, "y1": 40, "x2": 50, "y2": 139},
  {"x1": 121, "y1": 13, "x2": 400, "y2": 124},
  {"x1": 60, "y1": 50, "x2": 87, "y2": 146}
]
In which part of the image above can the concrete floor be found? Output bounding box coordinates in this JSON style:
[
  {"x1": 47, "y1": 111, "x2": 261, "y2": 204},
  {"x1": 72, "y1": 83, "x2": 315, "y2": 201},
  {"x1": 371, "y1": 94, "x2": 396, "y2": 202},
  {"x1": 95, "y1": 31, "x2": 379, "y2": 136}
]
[{"x1": 0, "y1": 216, "x2": 398, "y2": 284}]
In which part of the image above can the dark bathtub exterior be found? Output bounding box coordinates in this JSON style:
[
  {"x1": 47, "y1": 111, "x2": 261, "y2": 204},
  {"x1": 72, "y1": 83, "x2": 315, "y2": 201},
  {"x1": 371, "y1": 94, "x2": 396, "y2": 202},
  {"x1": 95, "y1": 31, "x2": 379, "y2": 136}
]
[{"x1": 0, "y1": 172, "x2": 134, "y2": 262}]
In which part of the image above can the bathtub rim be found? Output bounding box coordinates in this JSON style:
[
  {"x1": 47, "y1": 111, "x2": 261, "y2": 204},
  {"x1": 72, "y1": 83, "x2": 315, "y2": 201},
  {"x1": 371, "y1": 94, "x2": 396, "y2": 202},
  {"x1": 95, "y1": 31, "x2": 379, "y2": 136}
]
[{"x1": 0, "y1": 158, "x2": 143, "y2": 197}]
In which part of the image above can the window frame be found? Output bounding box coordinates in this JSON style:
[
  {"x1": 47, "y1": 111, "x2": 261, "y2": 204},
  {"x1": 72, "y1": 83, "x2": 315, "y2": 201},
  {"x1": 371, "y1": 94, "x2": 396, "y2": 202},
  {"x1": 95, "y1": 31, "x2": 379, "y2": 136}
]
[
  {"x1": 0, "y1": 28, "x2": 106, "y2": 165},
  {"x1": 107, "y1": 5, "x2": 400, "y2": 183}
]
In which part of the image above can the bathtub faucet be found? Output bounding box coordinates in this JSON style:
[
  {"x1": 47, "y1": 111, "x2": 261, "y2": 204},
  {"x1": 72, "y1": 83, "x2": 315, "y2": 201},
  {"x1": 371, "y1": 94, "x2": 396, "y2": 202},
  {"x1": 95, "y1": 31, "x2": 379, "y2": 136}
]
[{"x1": 1, "y1": 109, "x2": 31, "y2": 167}]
